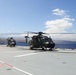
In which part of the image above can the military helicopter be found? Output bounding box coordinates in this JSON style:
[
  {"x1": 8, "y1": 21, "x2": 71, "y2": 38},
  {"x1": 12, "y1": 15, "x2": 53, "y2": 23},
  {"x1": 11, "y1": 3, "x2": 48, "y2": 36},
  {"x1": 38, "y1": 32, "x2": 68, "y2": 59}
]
[
  {"x1": 7, "y1": 37, "x2": 16, "y2": 47},
  {"x1": 28, "y1": 32, "x2": 55, "y2": 50}
]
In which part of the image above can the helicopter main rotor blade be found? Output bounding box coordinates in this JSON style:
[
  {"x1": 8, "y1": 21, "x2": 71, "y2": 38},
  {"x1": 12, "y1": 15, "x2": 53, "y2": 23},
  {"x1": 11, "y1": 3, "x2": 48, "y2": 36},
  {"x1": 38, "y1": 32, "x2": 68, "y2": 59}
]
[
  {"x1": 48, "y1": 33, "x2": 76, "y2": 34},
  {"x1": 0, "y1": 32, "x2": 76, "y2": 36}
]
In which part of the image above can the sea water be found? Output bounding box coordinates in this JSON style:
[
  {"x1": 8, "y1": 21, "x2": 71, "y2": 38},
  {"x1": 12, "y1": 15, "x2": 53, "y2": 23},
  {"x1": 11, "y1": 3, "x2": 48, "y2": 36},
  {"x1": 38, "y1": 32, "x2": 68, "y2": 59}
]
[{"x1": 1, "y1": 41, "x2": 76, "y2": 49}]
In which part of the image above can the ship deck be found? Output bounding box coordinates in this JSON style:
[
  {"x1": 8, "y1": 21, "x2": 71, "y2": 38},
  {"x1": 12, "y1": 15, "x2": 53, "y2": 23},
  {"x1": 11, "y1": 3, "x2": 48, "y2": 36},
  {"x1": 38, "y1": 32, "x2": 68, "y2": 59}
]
[{"x1": 0, "y1": 45, "x2": 76, "y2": 75}]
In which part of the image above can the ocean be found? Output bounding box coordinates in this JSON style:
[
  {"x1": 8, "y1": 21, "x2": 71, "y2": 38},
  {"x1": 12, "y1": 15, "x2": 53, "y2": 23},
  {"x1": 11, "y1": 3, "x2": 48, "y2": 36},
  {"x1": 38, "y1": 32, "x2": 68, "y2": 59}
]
[
  {"x1": 0, "y1": 41, "x2": 76, "y2": 49},
  {"x1": 55, "y1": 44, "x2": 76, "y2": 49}
]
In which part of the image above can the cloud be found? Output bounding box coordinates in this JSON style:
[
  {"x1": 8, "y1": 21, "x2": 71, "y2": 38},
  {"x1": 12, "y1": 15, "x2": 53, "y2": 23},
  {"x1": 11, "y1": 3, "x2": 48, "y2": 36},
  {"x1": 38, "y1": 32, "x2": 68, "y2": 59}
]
[
  {"x1": 50, "y1": 34, "x2": 76, "y2": 41},
  {"x1": 45, "y1": 8, "x2": 75, "y2": 33},
  {"x1": 45, "y1": 17, "x2": 74, "y2": 33},
  {"x1": 52, "y1": 8, "x2": 69, "y2": 17}
]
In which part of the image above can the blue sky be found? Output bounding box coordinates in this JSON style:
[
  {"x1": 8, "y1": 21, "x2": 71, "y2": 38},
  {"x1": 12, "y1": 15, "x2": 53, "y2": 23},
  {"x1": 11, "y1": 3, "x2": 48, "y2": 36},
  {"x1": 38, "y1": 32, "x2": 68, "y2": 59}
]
[{"x1": 0, "y1": 0, "x2": 76, "y2": 33}]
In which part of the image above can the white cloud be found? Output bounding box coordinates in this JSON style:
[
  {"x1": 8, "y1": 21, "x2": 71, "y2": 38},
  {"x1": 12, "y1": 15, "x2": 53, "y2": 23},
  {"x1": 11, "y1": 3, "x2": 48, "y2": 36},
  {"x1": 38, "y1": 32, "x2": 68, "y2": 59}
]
[
  {"x1": 45, "y1": 17, "x2": 74, "y2": 33},
  {"x1": 52, "y1": 8, "x2": 69, "y2": 17},
  {"x1": 51, "y1": 34, "x2": 76, "y2": 41},
  {"x1": 45, "y1": 8, "x2": 75, "y2": 33}
]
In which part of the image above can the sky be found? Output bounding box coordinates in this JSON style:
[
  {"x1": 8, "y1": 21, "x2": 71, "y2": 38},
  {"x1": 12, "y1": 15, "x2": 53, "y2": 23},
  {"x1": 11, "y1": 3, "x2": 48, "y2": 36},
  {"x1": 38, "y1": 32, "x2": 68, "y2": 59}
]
[{"x1": 0, "y1": 0, "x2": 76, "y2": 33}]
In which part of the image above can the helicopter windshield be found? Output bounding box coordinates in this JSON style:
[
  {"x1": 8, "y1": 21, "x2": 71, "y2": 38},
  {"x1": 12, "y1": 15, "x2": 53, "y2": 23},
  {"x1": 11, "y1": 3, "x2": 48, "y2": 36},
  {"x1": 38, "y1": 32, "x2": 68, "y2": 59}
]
[{"x1": 42, "y1": 36, "x2": 53, "y2": 42}]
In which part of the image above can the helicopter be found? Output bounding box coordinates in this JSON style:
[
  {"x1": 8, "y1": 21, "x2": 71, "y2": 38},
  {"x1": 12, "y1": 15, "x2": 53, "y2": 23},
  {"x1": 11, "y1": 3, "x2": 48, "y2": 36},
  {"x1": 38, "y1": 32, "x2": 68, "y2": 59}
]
[
  {"x1": 28, "y1": 32, "x2": 55, "y2": 50},
  {"x1": 0, "y1": 32, "x2": 76, "y2": 49},
  {"x1": 7, "y1": 37, "x2": 16, "y2": 47}
]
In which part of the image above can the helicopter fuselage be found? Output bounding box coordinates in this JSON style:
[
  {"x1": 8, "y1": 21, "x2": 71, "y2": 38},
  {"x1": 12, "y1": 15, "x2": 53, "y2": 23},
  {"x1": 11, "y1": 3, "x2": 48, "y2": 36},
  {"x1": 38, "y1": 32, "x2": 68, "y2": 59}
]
[{"x1": 29, "y1": 35, "x2": 55, "y2": 50}]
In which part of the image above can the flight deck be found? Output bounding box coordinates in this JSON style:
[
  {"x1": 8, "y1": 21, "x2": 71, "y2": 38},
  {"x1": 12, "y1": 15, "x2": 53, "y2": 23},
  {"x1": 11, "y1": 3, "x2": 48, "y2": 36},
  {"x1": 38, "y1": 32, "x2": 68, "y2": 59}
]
[{"x1": 0, "y1": 45, "x2": 76, "y2": 75}]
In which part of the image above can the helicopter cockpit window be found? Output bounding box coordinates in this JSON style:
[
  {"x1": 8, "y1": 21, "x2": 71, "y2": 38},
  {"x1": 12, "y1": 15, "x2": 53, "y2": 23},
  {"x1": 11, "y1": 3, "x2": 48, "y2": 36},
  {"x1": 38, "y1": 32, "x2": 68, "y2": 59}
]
[{"x1": 42, "y1": 36, "x2": 49, "y2": 41}]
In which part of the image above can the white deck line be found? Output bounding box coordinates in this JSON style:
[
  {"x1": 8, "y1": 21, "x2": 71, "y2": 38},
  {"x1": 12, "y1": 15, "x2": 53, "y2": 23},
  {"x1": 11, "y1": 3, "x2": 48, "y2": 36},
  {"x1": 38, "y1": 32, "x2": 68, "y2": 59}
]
[
  {"x1": 13, "y1": 67, "x2": 33, "y2": 75},
  {"x1": 14, "y1": 53, "x2": 39, "y2": 57},
  {"x1": 0, "y1": 60, "x2": 4, "y2": 63}
]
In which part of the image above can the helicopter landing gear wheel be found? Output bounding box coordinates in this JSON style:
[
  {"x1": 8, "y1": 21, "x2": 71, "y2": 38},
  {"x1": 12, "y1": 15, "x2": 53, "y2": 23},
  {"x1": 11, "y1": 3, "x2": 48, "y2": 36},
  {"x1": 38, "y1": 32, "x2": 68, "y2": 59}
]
[
  {"x1": 49, "y1": 48, "x2": 53, "y2": 51},
  {"x1": 42, "y1": 47, "x2": 44, "y2": 50},
  {"x1": 42, "y1": 47, "x2": 46, "y2": 51}
]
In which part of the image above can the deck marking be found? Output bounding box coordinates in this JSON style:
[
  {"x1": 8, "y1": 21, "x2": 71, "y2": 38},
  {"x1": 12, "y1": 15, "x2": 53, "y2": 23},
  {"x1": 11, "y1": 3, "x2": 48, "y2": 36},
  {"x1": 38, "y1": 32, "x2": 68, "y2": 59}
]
[
  {"x1": 0, "y1": 60, "x2": 33, "y2": 75},
  {"x1": 14, "y1": 53, "x2": 39, "y2": 57},
  {"x1": 0, "y1": 60, "x2": 5, "y2": 63},
  {"x1": 4, "y1": 63, "x2": 13, "y2": 68},
  {"x1": 0, "y1": 61, "x2": 4, "y2": 67},
  {"x1": 13, "y1": 67, "x2": 33, "y2": 75},
  {"x1": 0, "y1": 63, "x2": 4, "y2": 66}
]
